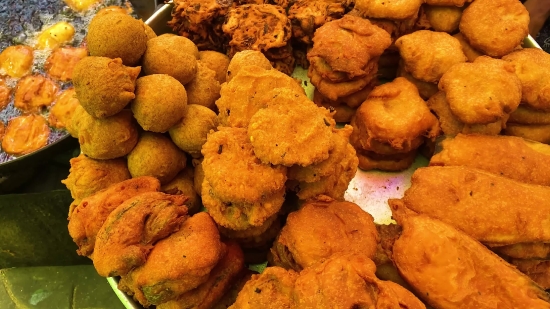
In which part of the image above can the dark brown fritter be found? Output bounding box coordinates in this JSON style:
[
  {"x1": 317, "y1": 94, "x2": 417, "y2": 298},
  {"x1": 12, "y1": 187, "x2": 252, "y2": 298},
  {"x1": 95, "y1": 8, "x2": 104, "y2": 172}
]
[{"x1": 287, "y1": 0, "x2": 346, "y2": 45}]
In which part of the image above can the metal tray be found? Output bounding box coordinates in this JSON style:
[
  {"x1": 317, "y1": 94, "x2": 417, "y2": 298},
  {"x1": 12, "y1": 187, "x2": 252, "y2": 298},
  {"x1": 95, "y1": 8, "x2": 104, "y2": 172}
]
[{"x1": 108, "y1": 4, "x2": 543, "y2": 308}]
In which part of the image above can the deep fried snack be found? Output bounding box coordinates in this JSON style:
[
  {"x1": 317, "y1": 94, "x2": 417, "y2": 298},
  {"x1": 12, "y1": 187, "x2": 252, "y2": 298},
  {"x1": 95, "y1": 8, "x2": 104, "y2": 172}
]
[
  {"x1": 270, "y1": 195, "x2": 378, "y2": 271},
  {"x1": 169, "y1": 104, "x2": 218, "y2": 158},
  {"x1": 294, "y1": 253, "x2": 426, "y2": 309},
  {"x1": 511, "y1": 259, "x2": 550, "y2": 290},
  {"x1": 425, "y1": 0, "x2": 472, "y2": 5},
  {"x1": 287, "y1": 0, "x2": 346, "y2": 45},
  {"x1": 438, "y1": 56, "x2": 521, "y2": 124},
  {"x1": 193, "y1": 158, "x2": 204, "y2": 194},
  {"x1": 308, "y1": 15, "x2": 391, "y2": 81},
  {"x1": 93, "y1": 192, "x2": 188, "y2": 277},
  {"x1": 48, "y1": 88, "x2": 80, "y2": 129},
  {"x1": 452, "y1": 33, "x2": 483, "y2": 62},
  {"x1": 0, "y1": 45, "x2": 33, "y2": 78},
  {"x1": 119, "y1": 212, "x2": 224, "y2": 306},
  {"x1": 313, "y1": 94, "x2": 357, "y2": 123},
  {"x1": 226, "y1": 50, "x2": 273, "y2": 83},
  {"x1": 424, "y1": 5, "x2": 462, "y2": 33},
  {"x1": 401, "y1": 166, "x2": 550, "y2": 246},
  {"x1": 45, "y1": 46, "x2": 87, "y2": 81},
  {"x1": 430, "y1": 134, "x2": 550, "y2": 186},
  {"x1": 508, "y1": 105, "x2": 550, "y2": 125},
  {"x1": 62, "y1": 153, "x2": 130, "y2": 200},
  {"x1": 67, "y1": 176, "x2": 161, "y2": 256},
  {"x1": 127, "y1": 132, "x2": 187, "y2": 185},
  {"x1": 396, "y1": 60, "x2": 438, "y2": 100},
  {"x1": 131, "y1": 74, "x2": 187, "y2": 133},
  {"x1": 351, "y1": 77, "x2": 439, "y2": 152},
  {"x1": 216, "y1": 66, "x2": 304, "y2": 128},
  {"x1": 202, "y1": 127, "x2": 287, "y2": 203},
  {"x1": 185, "y1": 62, "x2": 221, "y2": 110},
  {"x1": 356, "y1": 149, "x2": 418, "y2": 172},
  {"x1": 396, "y1": 30, "x2": 467, "y2": 83},
  {"x1": 502, "y1": 48, "x2": 550, "y2": 112},
  {"x1": 14, "y1": 74, "x2": 59, "y2": 113},
  {"x1": 162, "y1": 168, "x2": 201, "y2": 215},
  {"x1": 427, "y1": 91, "x2": 506, "y2": 135},
  {"x1": 211, "y1": 270, "x2": 255, "y2": 309},
  {"x1": 199, "y1": 51, "x2": 230, "y2": 84},
  {"x1": 355, "y1": 0, "x2": 423, "y2": 19},
  {"x1": 390, "y1": 202, "x2": 550, "y2": 309},
  {"x1": 219, "y1": 214, "x2": 281, "y2": 248},
  {"x1": 77, "y1": 110, "x2": 139, "y2": 160},
  {"x1": 248, "y1": 89, "x2": 335, "y2": 166},
  {"x1": 157, "y1": 242, "x2": 245, "y2": 309},
  {"x1": 143, "y1": 34, "x2": 199, "y2": 86},
  {"x1": 495, "y1": 242, "x2": 550, "y2": 260},
  {"x1": 0, "y1": 78, "x2": 10, "y2": 111},
  {"x1": 66, "y1": 104, "x2": 87, "y2": 138},
  {"x1": 87, "y1": 11, "x2": 147, "y2": 66},
  {"x1": 459, "y1": 0, "x2": 529, "y2": 57},
  {"x1": 2, "y1": 114, "x2": 50, "y2": 156},
  {"x1": 73, "y1": 56, "x2": 140, "y2": 118},
  {"x1": 229, "y1": 267, "x2": 298, "y2": 309},
  {"x1": 504, "y1": 123, "x2": 550, "y2": 144}
]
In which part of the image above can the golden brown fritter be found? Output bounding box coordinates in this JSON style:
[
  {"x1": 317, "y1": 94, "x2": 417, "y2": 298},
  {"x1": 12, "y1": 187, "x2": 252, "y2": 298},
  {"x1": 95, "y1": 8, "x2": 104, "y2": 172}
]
[
  {"x1": 226, "y1": 50, "x2": 273, "y2": 83},
  {"x1": 430, "y1": 134, "x2": 550, "y2": 186},
  {"x1": 0, "y1": 45, "x2": 34, "y2": 78},
  {"x1": 2, "y1": 114, "x2": 50, "y2": 156},
  {"x1": 87, "y1": 11, "x2": 148, "y2": 66},
  {"x1": 396, "y1": 61, "x2": 438, "y2": 100},
  {"x1": 355, "y1": 149, "x2": 418, "y2": 172},
  {"x1": 504, "y1": 123, "x2": 550, "y2": 144},
  {"x1": 93, "y1": 192, "x2": 189, "y2": 277},
  {"x1": 424, "y1": 5, "x2": 463, "y2": 33},
  {"x1": 248, "y1": 90, "x2": 335, "y2": 166},
  {"x1": 502, "y1": 48, "x2": 550, "y2": 112},
  {"x1": 156, "y1": 242, "x2": 245, "y2": 309},
  {"x1": 308, "y1": 65, "x2": 377, "y2": 101},
  {"x1": 199, "y1": 51, "x2": 230, "y2": 84},
  {"x1": 355, "y1": 0, "x2": 424, "y2": 19},
  {"x1": 396, "y1": 30, "x2": 467, "y2": 83},
  {"x1": 438, "y1": 56, "x2": 522, "y2": 125},
  {"x1": 216, "y1": 66, "x2": 304, "y2": 128},
  {"x1": 425, "y1": 0, "x2": 472, "y2": 5},
  {"x1": 452, "y1": 32, "x2": 483, "y2": 62},
  {"x1": 67, "y1": 176, "x2": 161, "y2": 257},
  {"x1": 390, "y1": 202, "x2": 550, "y2": 309},
  {"x1": 131, "y1": 74, "x2": 187, "y2": 133},
  {"x1": 401, "y1": 166, "x2": 550, "y2": 246},
  {"x1": 211, "y1": 270, "x2": 256, "y2": 309},
  {"x1": 127, "y1": 132, "x2": 187, "y2": 185},
  {"x1": 219, "y1": 214, "x2": 281, "y2": 249},
  {"x1": 193, "y1": 158, "x2": 204, "y2": 195},
  {"x1": 508, "y1": 105, "x2": 550, "y2": 125},
  {"x1": 14, "y1": 74, "x2": 59, "y2": 114},
  {"x1": 45, "y1": 46, "x2": 87, "y2": 82},
  {"x1": 169, "y1": 104, "x2": 218, "y2": 158},
  {"x1": 287, "y1": 0, "x2": 346, "y2": 45},
  {"x1": 77, "y1": 109, "x2": 139, "y2": 160},
  {"x1": 119, "y1": 212, "x2": 225, "y2": 306},
  {"x1": 510, "y1": 259, "x2": 550, "y2": 290},
  {"x1": 62, "y1": 154, "x2": 130, "y2": 200},
  {"x1": 495, "y1": 242, "x2": 550, "y2": 260},
  {"x1": 143, "y1": 34, "x2": 199, "y2": 86},
  {"x1": 73, "y1": 56, "x2": 140, "y2": 118},
  {"x1": 294, "y1": 253, "x2": 426, "y2": 309},
  {"x1": 185, "y1": 62, "x2": 221, "y2": 110},
  {"x1": 48, "y1": 88, "x2": 80, "y2": 129},
  {"x1": 162, "y1": 168, "x2": 201, "y2": 215},
  {"x1": 229, "y1": 267, "x2": 298, "y2": 309},
  {"x1": 0, "y1": 78, "x2": 10, "y2": 111},
  {"x1": 270, "y1": 196, "x2": 378, "y2": 271},
  {"x1": 313, "y1": 94, "x2": 357, "y2": 123},
  {"x1": 459, "y1": 0, "x2": 529, "y2": 57}
]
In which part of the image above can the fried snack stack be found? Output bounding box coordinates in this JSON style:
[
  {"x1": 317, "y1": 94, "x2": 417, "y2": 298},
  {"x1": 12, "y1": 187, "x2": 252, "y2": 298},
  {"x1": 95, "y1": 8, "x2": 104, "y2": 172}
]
[{"x1": 307, "y1": 15, "x2": 391, "y2": 123}]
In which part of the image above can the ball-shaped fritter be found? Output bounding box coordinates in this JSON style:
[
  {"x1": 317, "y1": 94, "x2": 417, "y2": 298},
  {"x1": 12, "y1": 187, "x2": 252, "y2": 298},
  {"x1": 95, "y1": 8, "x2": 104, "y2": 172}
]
[
  {"x1": 199, "y1": 51, "x2": 230, "y2": 84},
  {"x1": 185, "y1": 62, "x2": 221, "y2": 110},
  {"x1": 169, "y1": 104, "x2": 218, "y2": 158},
  {"x1": 131, "y1": 74, "x2": 187, "y2": 133},
  {"x1": 127, "y1": 132, "x2": 187, "y2": 184},
  {"x1": 161, "y1": 168, "x2": 201, "y2": 215},
  {"x1": 142, "y1": 34, "x2": 199, "y2": 85}
]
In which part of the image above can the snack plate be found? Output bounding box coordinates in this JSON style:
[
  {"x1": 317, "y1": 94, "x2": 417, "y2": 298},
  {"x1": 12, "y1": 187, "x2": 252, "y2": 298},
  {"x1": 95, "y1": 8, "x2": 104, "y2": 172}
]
[{"x1": 107, "y1": 4, "x2": 543, "y2": 308}]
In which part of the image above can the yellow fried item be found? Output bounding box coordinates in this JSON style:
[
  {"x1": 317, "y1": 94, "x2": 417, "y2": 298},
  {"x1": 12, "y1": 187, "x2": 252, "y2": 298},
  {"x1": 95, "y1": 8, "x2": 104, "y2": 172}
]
[
  {"x1": 45, "y1": 46, "x2": 88, "y2": 82},
  {"x1": 424, "y1": 5, "x2": 463, "y2": 33},
  {"x1": 430, "y1": 134, "x2": 550, "y2": 186},
  {"x1": 185, "y1": 62, "x2": 221, "y2": 110},
  {"x1": 127, "y1": 132, "x2": 187, "y2": 185},
  {"x1": 202, "y1": 127, "x2": 287, "y2": 203},
  {"x1": 494, "y1": 242, "x2": 550, "y2": 260},
  {"x1": 504, "y1": 123, "x2": 550, "y2": 144},
  {"x1": 396, "y1": 61, "x2": 438, "y2": 100},
  {"x1": 73, "y1": 56, "x2": 140, "y2": 118},
  {"x1": 355, "y1": 0, "x2": 423, "y2": 19},
  {"x1": 67, "y1": 176, "x2": 160, "y2": 257},
  {"x1": 63, "y1": 0, "x2": 102, "y2": 11},
  {"x1": 87, "y1": 11, "x2": 147, "y2": 65},
  {"x1": 401, "y1": 166, "x2": 550, "y2": 246},
  {"x1": 438, "y1": 56, "x2": 522, "y2": 124},
  {"x1": 0, "y1": 78, "x2": 10, "y2": 111},
  {"x1": 35, "y1": 22, "x2": 75, "y2": 50},
  {"x1": 131, "y1": 74, "x2": 187, "y2": 132},
  {"x1": 229, "y1": 267, "x2": 298, "y2": 309},
  {"x1": 0, "y1": 45, "x2": 34, "y2": 78},
  {"x1": 169, "y1": 104, "x2": 218, "y2": 158},
  {"x1": 62, "y1": 153, "x2": 130, "y2": 200},
  {"x1": 508, "y1": 105, "x2": 550, "y2": 125},
  {"x1": 162, "y1": 168, "x2": 201, "y2": 215},
  {"x1": 287, "y1": 0, "x2": 346, "y2": 45},
  {"x1": 77, "y1": 110, "x2": 139, "y2": 160},
  {"x1": 48, "y1": 88, "x2": 80, "y2": 129},
  {"x1": 226, "y1": 50, "x2": 273, "y2": 83},
  {"x1": 219, "y1": 214, "x2": 281, "y2": 248},
  {"x1": 511, "y1": 259, "x2": 550, "y2": 290},
  {"x1": 294, "y1": 253, "x2": 426, "y2": 309},
  {"x1": 503, "y1": 48, "x2": 550, "y2": 112},
  {"x1": 396, "y1": 30, "x2": 467, "y2": 83},
  {"x1": 308, "y1": 65, "x2": 375, "y2": 101},
  {"x1": 391, "y1": 202, "x2": 550, "y2": 309},
  {"x1": 452, "y1": 33, "x2": 483, "y2": 62},
  {"x1": 14, "y1": 75, "x2": 59, "y2": 113},
  {"x1": 459, "y1": 0, "x2": 529, "y2": 57},
  {"x1": 2, "y1": 115, "x2": 50, "y2": 156},
  {"x1": 248, "y1": 89, "x2": 335, "y2": 166},
  {"x1": 425, "y1": 0, "x2": 472, "y2": 5},
  {"x1": 157, "y1": 242, "x2": 245, "y2": 309},
  {"x1": 93, "y1": 192, "x2": 188, "y2": 277},
  {"x1": 356, "y1": 149, "x2": 418, "y2": 172},
  {"x1": 199, "y1": 51, "x2": 230, "y2": 84},
  {"x1": 119, "y1": 212, "x2": 224, "y2": 306},
  {"x1": 270, "y1": 195, "x2": 378, "y2": 271}
]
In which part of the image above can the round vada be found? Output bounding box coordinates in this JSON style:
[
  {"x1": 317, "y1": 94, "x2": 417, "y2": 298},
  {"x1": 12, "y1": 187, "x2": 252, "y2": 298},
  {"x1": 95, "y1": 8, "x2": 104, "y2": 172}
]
[
  {"x1": 169, "y1": 104, "x2": 218, "y2": 158},
  {"x1": 199, "y1": 51, "x2": 230, "y2": 84}
]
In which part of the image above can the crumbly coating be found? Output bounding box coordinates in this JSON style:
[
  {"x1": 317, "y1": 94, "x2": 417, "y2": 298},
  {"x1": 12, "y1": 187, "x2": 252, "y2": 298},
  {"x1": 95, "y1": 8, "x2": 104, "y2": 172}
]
[
  {"x1": 169, "y1": 104, "x2": 218, "y2": 158},
  {"x1": 459, "y1": 0, "x2": 529, "y2": 57},
  {"x1": 226, "y1": 50, "x2": 273, "y2": 83},
  {"x1": 185, "y1": 62, "x2": 221, "y2": 110}
]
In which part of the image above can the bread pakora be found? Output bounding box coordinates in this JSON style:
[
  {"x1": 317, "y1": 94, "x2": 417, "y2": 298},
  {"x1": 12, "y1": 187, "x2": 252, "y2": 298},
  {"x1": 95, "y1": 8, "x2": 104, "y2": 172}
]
[
  {"x1": 2, "y1": 114, "x2": 50, "y2": 156},
  {"x1": 169, "y1": 104, "x2": 218, "y2": 158},
  {"x1": 68, "y1": 176, "x2": 161, "y2": 257},
  {"x1": 459, "y1": 0, "x2": 529, "y2": 57},
  {"x1": 14, "y1": 74, "x2": 59, "y2": 113}
]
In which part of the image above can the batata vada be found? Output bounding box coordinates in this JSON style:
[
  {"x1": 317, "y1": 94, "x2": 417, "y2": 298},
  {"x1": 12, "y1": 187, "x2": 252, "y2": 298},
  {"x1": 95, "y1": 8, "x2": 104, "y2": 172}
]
[
  {"x1": 199, "y1": 50, "x2": 230, "y2": 84},
  {"x1": 169, "y1": 104, "x2": 218, "y2": 158},
  {"x1": 185, "y1": 62, "x2": 221, "y2": 110}
]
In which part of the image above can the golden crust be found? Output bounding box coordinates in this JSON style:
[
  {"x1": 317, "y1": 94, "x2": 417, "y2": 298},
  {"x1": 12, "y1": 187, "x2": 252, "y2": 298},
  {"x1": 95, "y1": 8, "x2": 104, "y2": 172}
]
[
  {"x1": 424, "y1": 5, "x2": 463, "y2": 33},
  {"x1": 495, "y1": 242, "x2": 550, "y2": 260},
  {"x1": 186, "y1": 62, "x2": 221, "y2": 110},
  {"x1": 226, "y1": 50, "x2": 273, "y2": 83},
  {"x1": 161, "y1": 168, "x2": 201, "y2": 215},
  {"x1": 308, "y1": 65, "x2": 376, "y2": 101},
  {"x1": 356, "y1": 149, "x2": 417, "y2": 172},
  {"x1": 219, "y1": 214, "x2": 282, "y2": 249},
  {"x1": 453, "y1": 32, "x2": 483, "y2": 62},
  {"x1": 287, "y1": 0, "x2": 346, "y2": 45},
  {"x1": 504, "y1": 123, "x2": 550, "y2": 144},
  {"x1": 508, "y1": 105, "x2": 550, "y2": 125},
  {"x1": 199, "y1": 51, "x2": 230, "y2": 84},
  {"x1": 169, "y1": 104, "x2": 219, "y2": 158},
  {"x1": 2, "y1": 114, "x2": 50, "y2": 156},
  {"x1": 355, "y1": 0, "x2": 424, "y2": 20},
  {"x1": 396, "y1": 61, "x2": 438, "y2": 100},
  {"x1": 14, "y1": 74, "x2": 58, "y2": 114}
]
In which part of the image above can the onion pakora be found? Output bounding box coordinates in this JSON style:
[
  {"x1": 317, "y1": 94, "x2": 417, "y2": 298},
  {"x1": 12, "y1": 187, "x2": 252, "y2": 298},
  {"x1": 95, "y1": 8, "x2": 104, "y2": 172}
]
[
  {"x1": 0, "y1": 45, "x2": 34, "y2": 78},
  {"x1": 14, "y1": 74, "x2": 59, "y2": 113},
  {"x1": 45, "y1": 46, "x2": 88, "y2": 81},
  {"x1": 2, "y1": 114, "x2": 50, "y2": 156}
]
